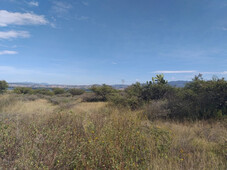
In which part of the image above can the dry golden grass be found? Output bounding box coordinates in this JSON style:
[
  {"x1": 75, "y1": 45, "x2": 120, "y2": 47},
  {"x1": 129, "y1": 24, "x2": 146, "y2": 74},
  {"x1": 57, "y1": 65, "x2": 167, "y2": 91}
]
[
  {"x1": 0, "y1": 94, "x2": 226, "y2": 169},
  {"x1": 151, "y1": 120, "x2": 227, "y2": 169},
  {"x1": 1, "y1": 99, "x2": 57, "y2": 116},
  {"x1": 70, "y1": 101, "x2": 107, "y2": 114}
]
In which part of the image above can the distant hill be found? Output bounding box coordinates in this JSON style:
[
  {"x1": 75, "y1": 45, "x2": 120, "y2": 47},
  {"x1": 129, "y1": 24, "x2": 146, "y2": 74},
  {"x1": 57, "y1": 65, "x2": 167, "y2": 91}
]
[
  {"x1": 8, "y1": 81, "x2": 189, "y2": 90},
  {"x1": 168, "y1": 81, "x2": 190, "y2": 87},
  {"x1": 8, "y1": 82, "x2": 128, "y2": 90}
]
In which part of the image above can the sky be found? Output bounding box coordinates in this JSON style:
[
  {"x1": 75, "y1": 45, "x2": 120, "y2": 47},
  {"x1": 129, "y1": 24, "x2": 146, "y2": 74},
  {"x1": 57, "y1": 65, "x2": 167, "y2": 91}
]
[{"x1": 0, "y1": 0, "x2": 227, "y2": 85}]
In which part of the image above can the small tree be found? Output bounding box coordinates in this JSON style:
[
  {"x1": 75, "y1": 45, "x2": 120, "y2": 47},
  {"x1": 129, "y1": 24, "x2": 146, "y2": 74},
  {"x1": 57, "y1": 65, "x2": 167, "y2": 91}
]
[
  {"x1": 152, "y1": 74, "x2": 168, "y2": 84},
  {"x1": 0, "y1": 80, "x2": 8, "y2": 94}
]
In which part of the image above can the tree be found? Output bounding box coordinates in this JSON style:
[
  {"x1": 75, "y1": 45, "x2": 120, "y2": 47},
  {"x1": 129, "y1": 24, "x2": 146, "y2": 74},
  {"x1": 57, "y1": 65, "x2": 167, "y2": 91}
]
[
  {"x1": 141, "y1": 75, "x2": 170, "y2": 101},
  {"x1": 152, "y1": 74, "x2": 168, "y2": 84},
  {"x1": 0, "y1": 80, "x2": 8, "y2": 94}
]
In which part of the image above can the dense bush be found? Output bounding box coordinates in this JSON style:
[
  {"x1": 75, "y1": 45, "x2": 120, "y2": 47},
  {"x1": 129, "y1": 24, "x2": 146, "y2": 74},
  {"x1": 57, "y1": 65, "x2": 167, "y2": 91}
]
[
  {"x1": 141, "y1": 82, "x2": 173, "y2": 101},
  {"x1": 143, "y1": 100, "x2": 169, "y2": 120},
  {"x1": 109, "y1": 76, "x2": 173, "y2": 110},
  {"x1": 13, "y1": 87, "x2": 54, "y2": 96},
  {"x1": 168, "y1": 75, "x2": 227, "y2": 119},
  {"x1": 68, "y1": 88, "x2": 85, "y2": 96},
  {"x1": 52, "y1": 88, "x2": 65, "y2": 95},
  {"x1": 90, "y1": 84, "x2": 117, "y2": 101},
  {"x1": 3, "y1": 73, "x2": 227, "y2": 121},
  {"x1": 109, "y1": 74, "x2": 227, "y2": 120},
  {"x1": 34, "y1": 88, "x2": 54, "y2": 96},
  {"x1": 13, "y1": 87, "x2": 33, "y2": 94},
  {"x1": 0, "y1": 80, "x2": 8, "y2": 94}
]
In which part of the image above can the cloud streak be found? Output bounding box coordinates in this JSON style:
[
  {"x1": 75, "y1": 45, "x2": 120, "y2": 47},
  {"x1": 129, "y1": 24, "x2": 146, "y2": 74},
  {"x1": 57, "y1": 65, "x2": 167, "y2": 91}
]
[
  {"x1": 0, "y1": 50, "x2": 18, "y2": 55},
  {"x1": 152, "y1": 70, "x2": 227, "y2": 75},
  {"x1": 0, "y1": 30, "x2": 30, "y2": 40},
  {"x1": 0, "y1": 10, "x2": 48, "y2": 27},
  {"x1": 201, "y1": 71, "x2": 227, "y2": 75},
  {"x1": 153, "y1": 70, "x2": 196, "y2": 74}
]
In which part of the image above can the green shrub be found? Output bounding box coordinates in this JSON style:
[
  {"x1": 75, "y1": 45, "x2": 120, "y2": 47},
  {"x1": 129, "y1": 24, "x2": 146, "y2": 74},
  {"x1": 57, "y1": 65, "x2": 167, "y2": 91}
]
[
  {"x1": 0, "y1": 80, "x2": 8, "y2": 94},
  {"x1": 82, "y1": 93, "x2": 104, "y2": 102},
  {"x1": 91, "y1": 84, "x2": 117, "y2": 101},
  {"x1": 68, "y1": 88, "x2": 85, "y2": 96},
  {"x1": 52, "y1": 88, "x2": 65, "y2": 95},
  {"x1": 167, "y1": 75, "x2": 227, "y2": 120},
  {"x1": 108, "y1": 92, "x2": 129, "y2": 108},
  {"x1": 13, "y1": 87, "x2": 33, "y2": 94},
  {"x1": 34, "y1": 88, "x2": 54, "y2": 96}
]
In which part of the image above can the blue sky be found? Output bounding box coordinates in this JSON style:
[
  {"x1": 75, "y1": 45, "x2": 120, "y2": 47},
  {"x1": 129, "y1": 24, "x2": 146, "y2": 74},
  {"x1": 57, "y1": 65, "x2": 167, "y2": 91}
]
[{"x1": 0, "y1": 0, "x2": 227, "y2": 85}]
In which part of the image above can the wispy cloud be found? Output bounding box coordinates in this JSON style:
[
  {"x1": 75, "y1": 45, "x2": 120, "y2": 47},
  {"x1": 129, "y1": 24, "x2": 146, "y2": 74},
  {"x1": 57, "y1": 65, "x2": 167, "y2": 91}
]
[
  {"x1": 52, "y1": 1, "x2": 72, "y2": 16},
  {"x1": 221, "y1": 27, "x2": 227, "y2": 31},
  {"x1": 28, "y1": 1, "x2": 39, "y2": 7},
  {"x1": 75, "y1": 16, "x2": 90, "y2": 21},
  {"x1": 0, "y1": 65, "x2": 43, "y2": 75},
  {"x1": 0, "y1": 30, "x2": 30, "y2": 40},
  {"x1": 0, "y1": 65, "x2": 68, "y2": 78},
  {"x1": 201, "y1": 71, "x2": 227, "y2": 75},
  {"x1": 82, "y1": 1, "x2": 89, "y2": 6},
  {"x1": 0, "y1": 66, "x2": 24, "y2": 74},
  {"x1": 0, "y1": 50, "x2": 18, "y2": 55},
  {"x1": 0, "y1": 10, "x2": 48, "y2": 27},
  {"x1": 153, "y1": 70, "x2": 196, "y2": 74},
  {"x1": 152, "y1": 70, "x2": 227, "y2": 75}
]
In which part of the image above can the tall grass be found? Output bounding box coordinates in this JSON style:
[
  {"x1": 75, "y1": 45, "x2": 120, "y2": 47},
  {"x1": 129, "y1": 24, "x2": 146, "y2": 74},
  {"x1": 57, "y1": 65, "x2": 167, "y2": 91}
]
[{"x1": 0, "y1": 94, "x2": 226, "y2": 169}]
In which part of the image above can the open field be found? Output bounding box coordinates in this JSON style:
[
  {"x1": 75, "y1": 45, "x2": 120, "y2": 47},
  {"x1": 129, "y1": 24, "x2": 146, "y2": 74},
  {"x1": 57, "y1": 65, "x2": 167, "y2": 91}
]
[{"x1": 0, "y1": 94, "x2": 226, "y2": 169}]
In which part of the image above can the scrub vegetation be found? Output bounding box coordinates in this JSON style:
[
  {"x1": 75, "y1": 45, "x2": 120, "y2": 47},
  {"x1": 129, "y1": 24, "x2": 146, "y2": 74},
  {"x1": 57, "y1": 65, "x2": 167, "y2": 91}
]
[{"x1": 0, "y1": 74, "x2": 226, "y2": 169}]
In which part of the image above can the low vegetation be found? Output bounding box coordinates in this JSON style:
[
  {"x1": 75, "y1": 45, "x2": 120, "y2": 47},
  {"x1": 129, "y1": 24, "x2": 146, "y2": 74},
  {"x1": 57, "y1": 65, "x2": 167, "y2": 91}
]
[{"x1": 0, "y1": 74, "x2": 226, "y2": 169}]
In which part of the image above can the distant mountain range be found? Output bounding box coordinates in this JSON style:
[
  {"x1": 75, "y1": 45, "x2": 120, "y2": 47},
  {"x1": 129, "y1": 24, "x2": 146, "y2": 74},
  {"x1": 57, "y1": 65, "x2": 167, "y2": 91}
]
[
  {"x1": 168, "y1": 81, "x2": 190, "y2": 87},
  {"x1": 8, "y1": 81, "x2": 190, "y2": 89}
]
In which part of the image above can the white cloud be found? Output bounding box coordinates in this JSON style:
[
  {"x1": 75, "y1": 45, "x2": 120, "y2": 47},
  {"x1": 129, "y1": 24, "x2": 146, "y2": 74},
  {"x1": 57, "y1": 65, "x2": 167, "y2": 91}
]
[
  {"x1": 0, "y1": 30, "x2": 30, "y2": 40},
  {"x1": 0, "y1": 50, "x2": 18, "y2": 55},
  {"x1": 0, "y1": 10, "x2": 48, "y2": 27},
  {"x1": 28, "y1": 1, "x2": 39, "y2": 7},
  {"x1": 153, "y1": 70, "x2": 196, "y2": 74}
]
